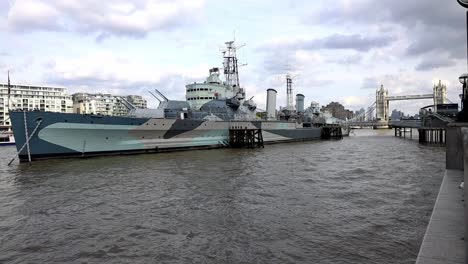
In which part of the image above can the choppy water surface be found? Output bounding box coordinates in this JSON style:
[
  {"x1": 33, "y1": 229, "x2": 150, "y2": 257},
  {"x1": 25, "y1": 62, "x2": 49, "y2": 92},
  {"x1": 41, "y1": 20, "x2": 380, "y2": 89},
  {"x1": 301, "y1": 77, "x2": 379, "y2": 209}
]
[{"x1": 0, "y1": 129, "x2": 445, "y2": 263}]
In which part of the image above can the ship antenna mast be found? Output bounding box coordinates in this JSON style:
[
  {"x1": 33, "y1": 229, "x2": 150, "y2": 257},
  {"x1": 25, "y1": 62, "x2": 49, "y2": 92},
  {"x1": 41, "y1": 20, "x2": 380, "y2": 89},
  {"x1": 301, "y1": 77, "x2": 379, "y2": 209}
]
[
  {"x1": 221, "y1": 40, "x2": 246, "y2": 97},
  {"x1": 286, "y1": 74, "x2": 293, "y2": 111},
  {"x1": 286, "y1": 72, "x2": 299, "y2": 111}
]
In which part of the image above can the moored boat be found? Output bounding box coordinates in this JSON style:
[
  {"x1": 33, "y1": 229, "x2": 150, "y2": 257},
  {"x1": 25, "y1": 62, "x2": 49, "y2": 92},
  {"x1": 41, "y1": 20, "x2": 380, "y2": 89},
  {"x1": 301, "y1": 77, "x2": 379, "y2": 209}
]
[
  {"x1": 0, "y1": 125, "x2": 15, "y2": 146},
  {"x1": 10, "y1": 40, "x2": 324, "y2": 162}
]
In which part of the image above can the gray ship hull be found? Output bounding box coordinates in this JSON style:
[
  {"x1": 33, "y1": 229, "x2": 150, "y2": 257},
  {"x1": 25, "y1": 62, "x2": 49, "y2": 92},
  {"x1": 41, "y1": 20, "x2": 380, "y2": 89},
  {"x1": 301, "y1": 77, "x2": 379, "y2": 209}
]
[{"x1": 10, "y1": 111, "x2": 322, "y2": 162}]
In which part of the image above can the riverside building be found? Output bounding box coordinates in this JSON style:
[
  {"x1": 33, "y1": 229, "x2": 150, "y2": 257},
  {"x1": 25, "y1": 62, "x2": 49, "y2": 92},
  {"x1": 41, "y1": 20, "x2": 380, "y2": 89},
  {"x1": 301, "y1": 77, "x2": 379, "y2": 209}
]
[
  {"x1": 72, "y1": 93, "x2": 147, "y2": 116},
  {"x1": 0, "y1": 83, "x2": 73, "y2": 126},
  {"x1": 127, "y1": 95, "x2": 148, "y2": 109}
]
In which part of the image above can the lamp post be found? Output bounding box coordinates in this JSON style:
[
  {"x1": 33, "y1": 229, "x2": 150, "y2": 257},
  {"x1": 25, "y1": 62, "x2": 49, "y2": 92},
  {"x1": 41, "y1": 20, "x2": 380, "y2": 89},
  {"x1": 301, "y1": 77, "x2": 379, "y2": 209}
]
[
  {"x1": 457, "y1": 0, "x2": 468, "y2": 121},
  {"x1": 459, "y1": 73, "x2": 468, "y2": 120},
  {"x1": 458, "y1": 0, "x2": 468, "y2": 69},
  {"x1": 458, "y1": 73, "x2": 468, "y2": 121},
  {"x1": 459, "y1": 73, "x2": 468, "y2": 107}
]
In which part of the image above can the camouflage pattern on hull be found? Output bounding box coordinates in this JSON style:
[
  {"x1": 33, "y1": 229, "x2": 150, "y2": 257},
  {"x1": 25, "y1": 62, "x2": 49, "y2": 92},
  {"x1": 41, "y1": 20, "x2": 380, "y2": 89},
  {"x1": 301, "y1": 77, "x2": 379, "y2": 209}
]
[{"x1": 10, "y1": 111, "x2": 321, "y2": 162}]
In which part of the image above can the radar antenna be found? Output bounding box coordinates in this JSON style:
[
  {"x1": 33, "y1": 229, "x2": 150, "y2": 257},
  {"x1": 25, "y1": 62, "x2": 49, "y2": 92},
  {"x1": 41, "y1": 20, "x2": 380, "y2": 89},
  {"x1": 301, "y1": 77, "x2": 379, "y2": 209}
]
[
  {"x1": 286, "y1": 73, "x2": 300, "y2": 111},
  {"x1": 220, "y1": 40, "x2": 246, "y2": 97}
]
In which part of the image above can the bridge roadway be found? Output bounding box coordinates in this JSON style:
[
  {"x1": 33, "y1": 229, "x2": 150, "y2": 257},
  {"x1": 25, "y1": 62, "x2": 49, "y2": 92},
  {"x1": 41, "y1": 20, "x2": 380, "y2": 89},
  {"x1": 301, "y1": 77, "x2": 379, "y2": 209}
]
[
  {"x1": 387, "y1": 94, "x2": 433, "y2": 101},
  {"x1": 346, "y1": 119, "x2": 422, "y2": 128},
  {"x1": 348, "y1": 111, "x2": 454, "y2": 129}
]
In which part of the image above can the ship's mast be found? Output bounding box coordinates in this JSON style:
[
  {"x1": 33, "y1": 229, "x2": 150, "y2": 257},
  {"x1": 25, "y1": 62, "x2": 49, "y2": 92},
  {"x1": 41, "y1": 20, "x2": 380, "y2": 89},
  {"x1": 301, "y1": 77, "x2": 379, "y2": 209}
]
[{"x1": 221, "y1": 41, "x2": 245, "y2": 97}]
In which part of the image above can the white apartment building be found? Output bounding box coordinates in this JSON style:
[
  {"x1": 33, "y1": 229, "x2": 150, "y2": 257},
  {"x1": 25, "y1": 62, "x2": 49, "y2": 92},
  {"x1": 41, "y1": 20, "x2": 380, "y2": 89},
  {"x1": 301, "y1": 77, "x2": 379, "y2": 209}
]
[
  {"x1": 72, "y1": 93, "x2": 147, "y2": 116},
  {"x1": 127, "y1": 95, "x2": 147, "y2": 109},
  {"x1": 73, "y1": 93, "x2": 116, "y2": 116},
  {"x1": 0, "y1": 83, "x2": 73, "y2": 126}
]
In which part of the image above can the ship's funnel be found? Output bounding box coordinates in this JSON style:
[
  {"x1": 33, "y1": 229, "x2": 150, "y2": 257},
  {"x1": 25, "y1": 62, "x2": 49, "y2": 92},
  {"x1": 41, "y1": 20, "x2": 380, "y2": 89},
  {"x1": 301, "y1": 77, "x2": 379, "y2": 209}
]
[
  {"x1": 296, "y1": 94, "x2": 305, "y2": 113},
  {"x1": 266, "y1": 88, "x2": 277, "y2": 120}
]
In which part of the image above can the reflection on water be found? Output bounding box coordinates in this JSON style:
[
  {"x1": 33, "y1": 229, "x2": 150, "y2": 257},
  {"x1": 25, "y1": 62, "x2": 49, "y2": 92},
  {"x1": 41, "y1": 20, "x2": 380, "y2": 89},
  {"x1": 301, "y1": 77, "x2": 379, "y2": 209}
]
[{"x1": 0, "y1": 129, "x2": 445, "y2": 263}]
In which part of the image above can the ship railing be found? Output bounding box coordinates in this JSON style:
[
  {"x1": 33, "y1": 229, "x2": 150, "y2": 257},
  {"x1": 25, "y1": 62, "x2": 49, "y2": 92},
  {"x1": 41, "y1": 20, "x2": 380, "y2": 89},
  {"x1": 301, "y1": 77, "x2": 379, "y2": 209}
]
[{"x1": 233, "y1": 113, "x2": 259, "y2": 121}]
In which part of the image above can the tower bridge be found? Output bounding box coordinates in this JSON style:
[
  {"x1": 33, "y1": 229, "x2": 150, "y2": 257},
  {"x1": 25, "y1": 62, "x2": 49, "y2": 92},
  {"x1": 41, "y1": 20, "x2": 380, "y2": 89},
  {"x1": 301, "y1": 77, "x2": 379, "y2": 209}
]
[{"x1": 347, "y1": 81, "x2": 448, "y2": 128}]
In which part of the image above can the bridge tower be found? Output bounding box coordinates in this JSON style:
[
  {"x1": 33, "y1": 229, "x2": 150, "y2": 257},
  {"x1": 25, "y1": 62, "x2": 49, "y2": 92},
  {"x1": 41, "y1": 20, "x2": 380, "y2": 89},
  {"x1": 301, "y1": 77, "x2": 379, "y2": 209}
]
[
  {"x1": 376, "y1": 85, "x2": 389, "y2": 121},
  {"x1": 433, "y1": 80, "x2": 447, "y2": 105}
]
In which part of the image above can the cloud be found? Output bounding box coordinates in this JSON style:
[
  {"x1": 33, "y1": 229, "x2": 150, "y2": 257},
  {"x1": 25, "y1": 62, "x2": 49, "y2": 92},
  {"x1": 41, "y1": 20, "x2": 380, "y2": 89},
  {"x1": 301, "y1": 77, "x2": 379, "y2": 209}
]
[
  {"x1": 257, "y1": 33, "x2": 394, "y2": 81},
  {"x1": 362, "y1": 73, "x2": 435, "y2": 95},
  {"x1": 260, "y1": 34, "x2": 395, "y2": 53},
  {"x1": 329, "y1": 53, "x2": 363, "y2": 65},
  {"x1": 316, "y1": 0, "x2": 462, "y2": 29},
  {"x1": 5, "y1": 0, "x2": 205, "y2": 39},
  {"x1": 415, "y1": 56, "x2": 457, "y2": 71},
  {"x1": 313, "y1": 0, "x2": 465, "y2": 60},
  {"x1": 312, "y1": 34, "x2": 395, "y2": 52},
  {"x1": 361, "y1": 77, "x2": 379, "y2": 89},
  {"x1": 257, "y1": 33, "x2": 393, "y2": 78},
  {"x1": 260, "y1": 48, "x2": 324, "y2": 75},
  {"x1": 43, "y1": 52, "x2": 209, "y2": 107},
  {"x1": 340, "y1": 95, "x2": 374, "y2": 110},
  {"x1": 405, "y1": 28, "x2": 464, "y2": 59}
]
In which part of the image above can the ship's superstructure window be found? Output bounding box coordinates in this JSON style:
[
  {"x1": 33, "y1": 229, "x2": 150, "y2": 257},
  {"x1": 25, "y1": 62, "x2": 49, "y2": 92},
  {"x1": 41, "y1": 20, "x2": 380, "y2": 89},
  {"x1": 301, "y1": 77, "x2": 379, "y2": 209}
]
[{"x1": 185, "y1": 70, "x2": 227, "y2": 110}]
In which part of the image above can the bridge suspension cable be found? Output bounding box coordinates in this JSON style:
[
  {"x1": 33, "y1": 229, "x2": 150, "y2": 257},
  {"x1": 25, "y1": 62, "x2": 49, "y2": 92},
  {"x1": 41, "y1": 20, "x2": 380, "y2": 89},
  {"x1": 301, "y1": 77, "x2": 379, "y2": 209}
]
[{"x1": 346, "y1": 101, "x2": 376, "y2": 123}]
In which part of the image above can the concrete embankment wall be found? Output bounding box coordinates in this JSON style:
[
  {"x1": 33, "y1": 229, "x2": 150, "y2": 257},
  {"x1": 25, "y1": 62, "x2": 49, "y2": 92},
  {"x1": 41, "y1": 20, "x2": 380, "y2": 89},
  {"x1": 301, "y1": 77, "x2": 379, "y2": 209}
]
[
  {"x1": 446, "y1": 123, "x2": 468, "y2": 170},
  {"x1": 416, "y1": 123, "x2": 467, "y2": 263}
]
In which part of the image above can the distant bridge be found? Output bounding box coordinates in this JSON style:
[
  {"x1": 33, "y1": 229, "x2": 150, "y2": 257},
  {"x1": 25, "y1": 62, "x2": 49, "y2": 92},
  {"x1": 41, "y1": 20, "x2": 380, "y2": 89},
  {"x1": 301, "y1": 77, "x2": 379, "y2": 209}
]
[
  {"x1": 347, "y1": 119, "x2": 420, "y2": 128},
  {"x1": 345, "y1": 81, "x2": 448, "y2": 128}
]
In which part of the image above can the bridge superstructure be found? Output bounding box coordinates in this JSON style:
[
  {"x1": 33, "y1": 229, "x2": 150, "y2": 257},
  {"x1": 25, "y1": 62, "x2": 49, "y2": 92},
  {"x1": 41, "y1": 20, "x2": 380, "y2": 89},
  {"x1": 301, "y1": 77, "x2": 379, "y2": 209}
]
[{"x1": 347, "y1": 81, "x2": 448, "y2": 127}]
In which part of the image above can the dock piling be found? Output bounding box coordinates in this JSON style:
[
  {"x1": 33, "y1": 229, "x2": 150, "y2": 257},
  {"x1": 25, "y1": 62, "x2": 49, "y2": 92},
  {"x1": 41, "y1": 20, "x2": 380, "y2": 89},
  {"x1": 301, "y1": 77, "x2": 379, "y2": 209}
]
[{"x1": 229, "y1": 127, "x2": 264, "y2": 148}]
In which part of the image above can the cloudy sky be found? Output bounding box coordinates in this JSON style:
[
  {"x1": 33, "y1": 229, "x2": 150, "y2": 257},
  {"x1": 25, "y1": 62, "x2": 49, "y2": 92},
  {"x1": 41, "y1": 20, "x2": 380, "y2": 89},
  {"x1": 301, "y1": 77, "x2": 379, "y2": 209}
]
[{"x1": 0, "y1": 0, "x2": 466, "y2": 113}]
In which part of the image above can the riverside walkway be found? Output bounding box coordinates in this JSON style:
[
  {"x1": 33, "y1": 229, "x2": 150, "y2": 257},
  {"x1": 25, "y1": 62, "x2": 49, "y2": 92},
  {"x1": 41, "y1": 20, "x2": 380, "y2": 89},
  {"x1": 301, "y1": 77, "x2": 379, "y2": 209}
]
[
  {"x1": 416, "y1": 123, "x2": 468, "y2": 263},
  {"x1": 416, "y1": 170, "x2": 464, "y2": 263}
]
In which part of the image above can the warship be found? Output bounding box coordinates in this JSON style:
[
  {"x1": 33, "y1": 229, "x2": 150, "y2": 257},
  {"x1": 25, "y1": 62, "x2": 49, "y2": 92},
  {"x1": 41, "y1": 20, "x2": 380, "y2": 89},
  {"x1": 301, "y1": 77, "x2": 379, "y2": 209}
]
[{"x1": 10, "y1": 41, "x2": 326, "y2": 162}]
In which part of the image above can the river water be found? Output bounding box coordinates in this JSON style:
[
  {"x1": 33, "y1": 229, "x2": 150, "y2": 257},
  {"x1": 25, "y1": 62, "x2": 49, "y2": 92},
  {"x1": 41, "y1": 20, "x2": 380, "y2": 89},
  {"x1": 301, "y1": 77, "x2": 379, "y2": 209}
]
[{"x1": 0, "y1": 129, "x2": 445, "y2": 264}]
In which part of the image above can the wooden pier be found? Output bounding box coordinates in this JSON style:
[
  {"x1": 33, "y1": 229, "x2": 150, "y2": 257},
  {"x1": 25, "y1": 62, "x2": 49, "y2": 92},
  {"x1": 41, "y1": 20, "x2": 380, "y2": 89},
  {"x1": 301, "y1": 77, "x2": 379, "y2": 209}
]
[
  {"x1": 418, "y1": 128, "x2": 446, "y2": 144},
  {"x1": 229, "y1": 128, "x2": 264, "y2": 148},
  {"x1": 394, "y1": 126, "x2": 446, "y2": 144},
  {"x1": 321, "y1": 125, "x2": 343, "y2": 139},
  {"x1": 394, "y1": 127, "x2": 413, "y2": 138}
]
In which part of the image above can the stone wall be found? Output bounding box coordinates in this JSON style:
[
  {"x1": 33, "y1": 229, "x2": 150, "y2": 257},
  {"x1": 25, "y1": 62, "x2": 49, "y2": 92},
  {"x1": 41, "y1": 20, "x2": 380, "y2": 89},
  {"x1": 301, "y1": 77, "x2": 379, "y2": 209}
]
[{"x1": 446, "y1": 123, "x2": 468, "y2": 170}]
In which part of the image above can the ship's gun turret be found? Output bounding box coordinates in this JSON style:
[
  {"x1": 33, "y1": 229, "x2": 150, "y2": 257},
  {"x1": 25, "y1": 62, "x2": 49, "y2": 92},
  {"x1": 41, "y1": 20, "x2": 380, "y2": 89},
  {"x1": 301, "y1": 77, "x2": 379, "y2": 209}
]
[
  {"x1": 226, "y1": 97, "x2": 240, "y2": 110},
  {"x1": 243, "y1": 97, "x2": 256, "y2": 111},
  {"x1": 160, "y1": 100, "x2": 190, "y2": 119}
]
